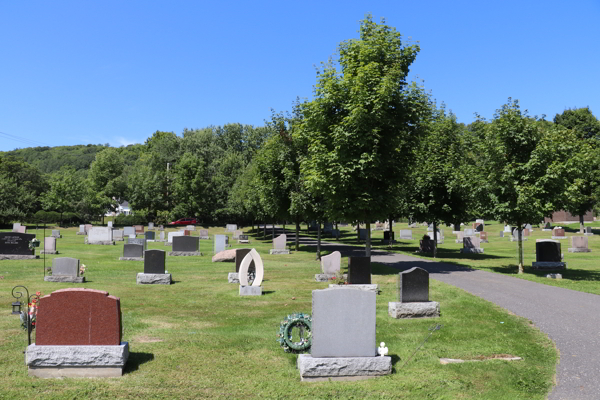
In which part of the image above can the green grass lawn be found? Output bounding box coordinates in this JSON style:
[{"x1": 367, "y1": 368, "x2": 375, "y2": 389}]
[
  {"x1": 0, "y1": 225, "x2": 557, "y2": 399},
  {"x1": 324, "y1": 221, "x2": 600, "y2": 296}
]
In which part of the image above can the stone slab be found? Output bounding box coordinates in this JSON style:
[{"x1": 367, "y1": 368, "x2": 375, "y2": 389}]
[
  {"x1": 85, "y1": 240, "x2": 115, "y2": 245},
  {"x1": 551, "y1": 236, "x2": 568, "y2": 240},
  {"x1": 328, "y1": 284, "x2": 379, "y2": 293},
  {"x1": 168, "y1": 251, "x2": 203, "y2": 256},
  {"x1": 228, "y1": 272, "x2": 239, "y2": 283},
  {"x1": 119, "y1": 257, "x2": 144, "y2": 261},
  {"x1": 297, "y1": 354, "x2": 391, "y2": 381},
  {"x1": 239, "y1": 285, "x2": 262, "y2": 296},
  {"x1": 388, "y1": 301, "x2": 440, "y2": 318},
  {"x1": 315, "y1": 273, "x2": 347, "y2": 282},
  {"x1": 40, "y1": 250, "x2": 59, "y2": 254},
  {"x1": 460, "y1": 248, "x2": 484, "y2": 254},
  {"x1": 27, "y1": 342, "x2": 129, "y2": 368},
  {"x1": 532, "y1": 262, "x2": 567, "y2": 270},
  {"x1": 568, "y1": 248, "x2": 591, "y2": 253},
  {"x1": 269, "y1": 249, "x2": 290, "y2": 254},
  {"x1": 0, "y1": 255, "x2": 38, "y2": 260},
  {"x1": 44, "y1": 276, "x2": 85, "y2": 283},
  {"x1": 29, "y1": 366, "x2": 125, "y2": 378},
  {"x1": 136, "y1": 273, "x2": 172, "y2": 285}
]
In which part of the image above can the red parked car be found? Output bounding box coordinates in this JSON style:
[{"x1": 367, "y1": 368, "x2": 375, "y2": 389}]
[{"x1": 168, "y1": 218, "x2": 197, "y2": 226}]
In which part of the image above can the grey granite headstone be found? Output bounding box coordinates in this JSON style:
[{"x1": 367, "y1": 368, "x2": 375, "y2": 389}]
[
  {"x1": 199, "y1": 229, "x2": 209, "y2": 239},
  {"x1": 398, "y1": 267, "x2": 429, "y2": 302},
  {"x1": 464, "y1": 229, "x2": 474, "y2": 236},
  {"x1": 123, "y1": 227, "x2": 136, "y2": 237},
  {"x1": 273, "y1": 234, "x2": 287, "y2": 249},
  {"x1": 87, "y1": 227, "x2": 113, "y2": 244},
  {"x1": 172, "y1": 236, "x2": 199, "y2": 252},
  {"x1": 348, "y1": 256, "x2": 371, "y2": 284},
  {"x1": 13, "y1": 223, "x2": 21, "y2": 232},
  {"x1": 51, "y1": 230, "x2": 61, "y2": 238},
  {"x1": 311, "y1": 287, "x2": 376, "y2": 357},
  {"x1": 52, "y1": 257, "x2": 79, "y2": 276},
  {"x1": 499, "y1": 231, "x2": 504, "y2": 238},
  {"x1": 127, "y1": 237, "x2": 147, "y2": 250},
  {"x1": 585, "y1": 226, "x2": 593, "y2": 234},
  {"x1": 233, "y1": 230, "x2": 242, "y2": 239},
  {"x1": 400, "y1": 230, "x2": 413, "y2": 240},
  {"x1": 145, "y1": 231, "x2": 155, "y2": 241},
  {"x1": 79, "y1": 225, "x2": 85, "y2": 233},
  {"x1": 123, "y1": 244, "x2": 144, "y2": 258},
  {"x1": 226, "y1": 224, "x2": 237, "y2": 232},
  {"x1": 168, "y1": 231, "x2": 184, "y2": 243},
  {"x1": 107, "y1": 221, "x2": 113, "y2": 228},
  {"x1": 41, "y1": 237, "x2": 58, "y2": 254},
  {"x1": 321, "y1": 251, "x2": 341, "y2": 274},
  {"x1": 148, "y1": 222, "x2": 154, "y2": 230},
  {"x1": 159, "y1": 231, "x2": 165, "y2": 241},
  {"x1": 113, "y1": 229, "x2": 124, "y2": 241},
  {"x1": 144, "y1": 250, "x2": 165, "y2": 274},
  {"x1": 214, "y1": 235, "x2": 226, "y2": 254}
]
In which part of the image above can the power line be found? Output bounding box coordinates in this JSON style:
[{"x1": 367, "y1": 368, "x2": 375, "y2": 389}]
[{"x1": 0, "y1": 131, "x2": 52, "y2": 148}]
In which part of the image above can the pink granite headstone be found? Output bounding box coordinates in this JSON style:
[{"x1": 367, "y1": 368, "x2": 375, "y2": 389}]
[
  {"x1": 18, "y1": 226, "x2": 26, "y2": 233},
  {"x1": 134, "y1": 225, "x2": 144, "y2": 234},
  {"x1": 523, "y1": 229, "x2": 531, "y2": 237},
  {"x1": 571, "y1": 236, "x2": 588, "y2": 249},
  {"x1": 480, "y1": 231, "x2": 488, "y2": 241},
  {"x1": 35, "y1": 288, "x2": 122, "y2": 346},
  {"x1": 553, "y1": 228, "x2": 565, "y2": 237}
]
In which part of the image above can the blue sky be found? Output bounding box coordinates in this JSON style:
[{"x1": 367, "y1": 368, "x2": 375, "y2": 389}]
[{"x1": 1, "y1": 1, "x2": 599, "y2": 152}]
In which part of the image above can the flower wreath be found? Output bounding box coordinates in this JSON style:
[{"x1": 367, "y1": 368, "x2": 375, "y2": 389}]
[{"x1": 277, "y1": 312, "x2": 312, "y2": 353}]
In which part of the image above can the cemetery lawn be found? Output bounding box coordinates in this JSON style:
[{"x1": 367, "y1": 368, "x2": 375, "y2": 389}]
[
  {"x1": 0, "y1": 226, "x2": 556, "y2": 399},
  {"x1": 334, "y1": 221, "x2": 600, "y2": 296}
]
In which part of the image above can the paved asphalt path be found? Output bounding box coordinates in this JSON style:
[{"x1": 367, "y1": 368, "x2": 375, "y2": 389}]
[{"x1": 289, "y1": 232, "x2": 600, "y2": 400}]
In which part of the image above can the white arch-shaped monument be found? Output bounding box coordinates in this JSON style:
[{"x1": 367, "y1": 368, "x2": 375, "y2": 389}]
[{"x1": 239, "y1": 248, "x2": 264, "y2": 287}]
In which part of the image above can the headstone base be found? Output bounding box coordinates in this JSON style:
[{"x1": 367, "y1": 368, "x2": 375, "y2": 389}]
[
  {"x1": 297, "y1": 354, "x2": 391, "y2": 382},
  {"x1": 455, "y1": 239, "x2": 463, "y2": 243},
  {"x1": 76, "y1": 232, "x2": 86, "y2": 235},
  {"x1": 328, "y1": 284, "x2": 379, "y2": 294},
  {"x1": 119, "y1": 257, "x2": 144, "y2": 261},
  {"x1": 510, "y1": 238, "x2": 528, "y2": 242},
  {"x1": 480, "y1": 240, "x2": 489, "y2": 243},
  {"x1": 26, "y1": 342, "x2": 128, "y2": 378},
  {"x1": 199, "y1": 236, "x2": 210, "y2": 240},
  {"x1": 136, "y1": 273, "x2": 172, "y2": 285},
  {"x1": 315, "y1": 273, "x2": 347, "y2": 282},
  {"x1": 51, "y1": 235, "x2": 63, "y2": 239},
  {"x1": 460, "y1": 248, "x2": 484, "y2": 254},
  {"x1": 584, "y1": 233, "x2": 595, "y2": 236},
  {"x1": 44, "y1": 276, "x2": 85, "y2": 283},
  {"x1": 551, "y1": 236, "x2": 568, "y2": 240},
  {"x1": 40, "y1": 251, "x2": 59, "y2": 254},
  {"x1": 164, "y1": 242, "x2": 173, "y2": 246},
  {"x1": 0, "y1": 255, "x2": 38, "y2": 260},
  {"x1": 381, "y1": 240, "x2": 396, "y2": 245},
  {"x1": 168, "y1": 251, "x2": 203, "y2": 256},
  {"x1": 86, "y1": 240, "x2": 115, "y2": 245},
  {"x1": 568, "y1": 248, "x2": 591, "y2": 253},
  {"x1": 532, "y1": 262, "x2": 567, "y2": 270},
  {"x1": 388, "y1": 301, "x2": 440, "y2": 318},
  {"x1": 228, "y1": 272, "x2": 239, "y2": 283},
  {"x1": 269, "y1": 249, "x2": 290, "y2": 255},
  {"x1": 238, "y1": 240, "x2": 249, "y2": 244},
  {"x1": 542, "y1": 229, "x2": 553, "y2": 232},
  {"x1": 114, "y1": 238, "x2": 124, "y2": 241},
  {"x1": 239, "y1": 285, "x2": 262, "y2": 296}
]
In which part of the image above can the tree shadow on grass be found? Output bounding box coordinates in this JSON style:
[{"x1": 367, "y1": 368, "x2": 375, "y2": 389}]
[{"x1": 123, "y1": 352, "x2": 154, "y2": 374}]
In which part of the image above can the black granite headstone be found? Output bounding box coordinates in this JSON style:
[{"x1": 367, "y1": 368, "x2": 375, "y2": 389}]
[
  {"x1": 398, "y1": 267, "x2": 429, "y2": 302},
  {"x1": 127, "y1": 237, "x2": 147, "y2": 250},
  {"x1": 172, "y1": 236, "x2": 199, "y2": 252},
  {"x1": 144, "y1": 250, "x2": 165, "y2": 274},
  {"x1": 123, "y1": 244, "x2": 144, "y2": 258},
  {"x1": 536, "y1": 241, "x2": 561, "y2": 262},
  {"x1": 0, "y1": 232, "x2": 36, "y2": 255},
  {"x1": 145, "y1": 231, "x2": 155, "y2": 240},
  {"x1": 235, "y1": 248, "x2": 255, "y2": 272},
  {"x1": 383, "y1": 231, "x2": 395, "y2": 241},
  {"x1": 348, "y1": 256, "x2": 371, "y2": 284},
  {"x1": 475, "y1": 223, "x2": 484, "y2": 232},
  {"x1": 419, "y1": 239, "x2": 435, "y2": 253},
  {"x1": 239, "y1": 234, "x2": 249, "y2": 241}
]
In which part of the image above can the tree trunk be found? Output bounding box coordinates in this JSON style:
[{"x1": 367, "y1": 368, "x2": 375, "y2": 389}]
[
  {"x1": 357, "y1": 223, "x2": 360, "y2": 242},
  {"x1": 580, "y1": 214, "x2": 585, "y2": 234},
  {"x1": 389, "y1": 215, "x2": 393, "y2": 242},
  {"x1": 316, "y1": 222, "x2": 321, "y2": 260},
  {"x1": 283, "y1": 222, "x2": 286, "y2": 235},
  {"x1": 518, "y1": 225, "x2": 524, "y2": 274},
  {"x1": 433, "y1": 221, "x2": 438, "y2": 259},
  {"x1": 272, "y1": 221, "x2": 275, "y2": 240},
  {"x1": 454, "y1": 221, "x2": 460, "y2": 232},
  {"x1": 295, "y1": 217, "x2": 300, "y2": 252},
  {"x1": 263, "y1": 223, "x2": 266, "y2": 239},
  {"x1": 335, "y1": 221, "x2": 339, "y2": 241},
  {"x1": 366, "y1": 221, "x2": 371, "y2": 257}
]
